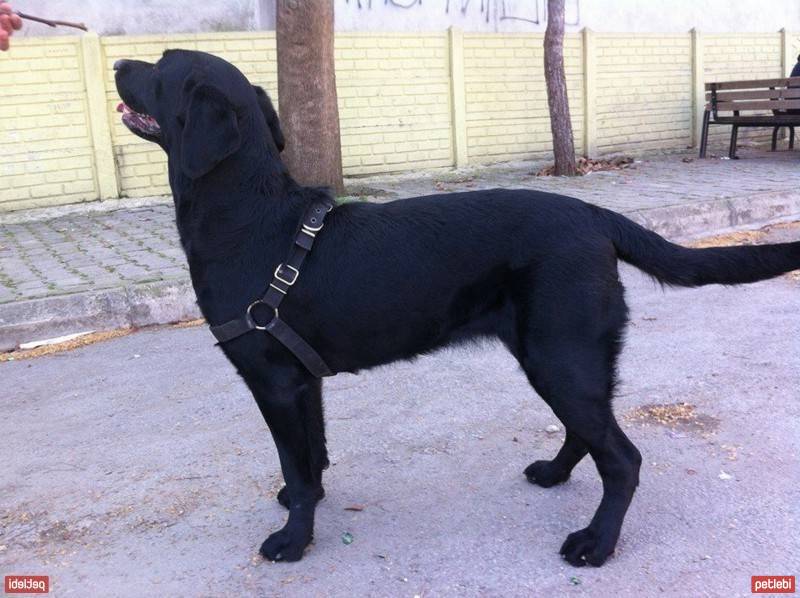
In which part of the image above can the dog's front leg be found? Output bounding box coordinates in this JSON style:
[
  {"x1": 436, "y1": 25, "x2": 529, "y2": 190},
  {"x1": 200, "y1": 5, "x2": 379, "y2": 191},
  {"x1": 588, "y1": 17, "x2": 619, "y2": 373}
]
[{"x1": 237, "y1": 359, "x2": 328, "y2": 562}]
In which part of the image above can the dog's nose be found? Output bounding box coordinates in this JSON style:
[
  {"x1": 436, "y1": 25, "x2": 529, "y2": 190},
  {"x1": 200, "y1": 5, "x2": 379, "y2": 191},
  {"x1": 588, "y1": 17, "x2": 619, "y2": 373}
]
[{"x1": 113, "y1": 59, "x2": 128, "y2": 71}]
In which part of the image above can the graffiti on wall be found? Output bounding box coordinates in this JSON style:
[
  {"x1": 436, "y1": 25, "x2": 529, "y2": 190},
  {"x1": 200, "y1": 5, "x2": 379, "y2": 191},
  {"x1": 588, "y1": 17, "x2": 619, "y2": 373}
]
[
  {"x1": 449, "y1": 1, "x2": 540, "y2": 25},
  {"x1": 344, "y1": 0, "x2": 580, "y2": 26}
]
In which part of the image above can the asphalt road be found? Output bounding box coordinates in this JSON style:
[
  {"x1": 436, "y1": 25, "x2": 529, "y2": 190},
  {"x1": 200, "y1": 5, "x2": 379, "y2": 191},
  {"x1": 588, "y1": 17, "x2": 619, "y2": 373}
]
[{"x1": 1, "y1": 230, "x2": 799, "y2": 598}]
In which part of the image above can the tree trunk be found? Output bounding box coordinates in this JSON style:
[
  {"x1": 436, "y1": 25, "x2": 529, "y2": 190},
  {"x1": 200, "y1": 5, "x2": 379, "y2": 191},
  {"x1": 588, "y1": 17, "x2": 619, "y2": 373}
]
[
  {"x1": 544, "y1": 0, "x2": 577, "y2": 176},
  {"x1": 276, "y1": 0, "x2": 344, "y2": 193}
]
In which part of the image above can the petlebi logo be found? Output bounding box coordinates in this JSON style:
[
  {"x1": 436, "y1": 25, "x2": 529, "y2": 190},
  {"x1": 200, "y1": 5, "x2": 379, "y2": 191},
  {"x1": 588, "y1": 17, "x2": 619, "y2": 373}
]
[
  {"x1": 751, "y1": 575, "x2": 796, "y2": 594},
  {"x1": 4, "y1": 575, "x2": 50, "y2": 594}
]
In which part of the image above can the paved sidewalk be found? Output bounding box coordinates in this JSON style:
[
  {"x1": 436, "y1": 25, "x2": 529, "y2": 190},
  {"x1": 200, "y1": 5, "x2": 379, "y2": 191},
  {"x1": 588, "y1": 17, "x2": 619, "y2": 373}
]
[{"x1": 1, "y1": 148, "x2": 799, "y2": 350}]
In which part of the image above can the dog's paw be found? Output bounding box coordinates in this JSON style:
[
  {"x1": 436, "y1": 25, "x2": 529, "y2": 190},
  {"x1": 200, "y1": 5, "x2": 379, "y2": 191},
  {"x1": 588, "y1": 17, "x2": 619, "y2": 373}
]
[
  {"x1": 559, "y1": 527, "x2": 614, "y2": 567},
  {"x1": 260, "y1": 528, "x2": 311, "y2": 562},
  {"x1": 276, "y1": 485, "x2": 325, "y2": 510},
  {"x1": 524, "y1": 460, "x2": 571, "y2": 488}
]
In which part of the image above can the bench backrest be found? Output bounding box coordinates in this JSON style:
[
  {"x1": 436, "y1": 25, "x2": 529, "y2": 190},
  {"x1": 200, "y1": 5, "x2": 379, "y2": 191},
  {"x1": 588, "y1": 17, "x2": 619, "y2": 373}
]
[{"x1": 705, "y1": 77, "x2": 800, "y2": 115}]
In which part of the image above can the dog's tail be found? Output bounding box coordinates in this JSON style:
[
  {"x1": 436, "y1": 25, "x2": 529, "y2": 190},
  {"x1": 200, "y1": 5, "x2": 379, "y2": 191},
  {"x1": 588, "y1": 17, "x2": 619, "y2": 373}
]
[{"x1": 597, "y1": 207, "x2": 800, "y2": 287}]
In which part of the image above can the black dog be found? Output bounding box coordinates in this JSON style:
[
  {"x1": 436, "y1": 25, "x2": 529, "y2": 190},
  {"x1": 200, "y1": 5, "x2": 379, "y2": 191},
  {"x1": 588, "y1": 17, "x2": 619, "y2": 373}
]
[{"x1": 114, "y1": 50, "x2": 800, "y2": 566}]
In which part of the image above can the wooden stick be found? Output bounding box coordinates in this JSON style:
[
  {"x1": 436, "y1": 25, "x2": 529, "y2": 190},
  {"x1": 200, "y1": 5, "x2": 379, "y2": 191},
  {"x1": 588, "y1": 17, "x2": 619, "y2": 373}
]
[{"x1": 15, "y1": 11, "x2": 88, "y2": 31}]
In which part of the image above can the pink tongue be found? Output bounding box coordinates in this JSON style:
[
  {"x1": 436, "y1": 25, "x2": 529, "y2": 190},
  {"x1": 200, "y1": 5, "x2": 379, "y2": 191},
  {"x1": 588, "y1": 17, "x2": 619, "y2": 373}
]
[{"x1": 116, "y1": 102, "x2": 125, "y2": 113}]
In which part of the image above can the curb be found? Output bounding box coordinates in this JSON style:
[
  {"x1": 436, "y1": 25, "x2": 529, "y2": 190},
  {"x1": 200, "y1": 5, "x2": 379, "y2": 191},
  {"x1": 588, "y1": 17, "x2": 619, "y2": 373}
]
[
  {"x1": 627, "y1": 189, "x2": 800, "y2": 239},
  {"x1": 0, "y1": 279, "x2": 201, "y2": 352},
  {"x1": 2, "y1": 190, "x2": 799, "y2": 352}
]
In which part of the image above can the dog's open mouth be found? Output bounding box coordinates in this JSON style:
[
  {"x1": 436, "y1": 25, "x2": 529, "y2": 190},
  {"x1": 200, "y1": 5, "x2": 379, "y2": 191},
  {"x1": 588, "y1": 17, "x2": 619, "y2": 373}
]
[{"x1": 117, "y1": 102, "x2": 161, "y2": 140}]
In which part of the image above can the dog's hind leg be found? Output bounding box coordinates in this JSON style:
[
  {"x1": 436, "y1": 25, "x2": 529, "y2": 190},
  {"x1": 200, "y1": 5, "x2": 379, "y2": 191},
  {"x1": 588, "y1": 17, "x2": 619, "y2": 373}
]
[
  {"x1": 554, "y1": 409, "x2": 640, "y2": 567},
  {"x1": 502, "y1": 317, "x2": 589, "y2": 487},
  {"x1": 524, "y1": 431, "x2": 588, "y2": 487},
  {"x1": 517, "y1": 260, "x2": 641, "y2": 566},
  {"x1": 502, "y1": 292, "x2": 590, "y2": 487},
  {"x1": 523, "y1": 339, "x2": 640, "y2": 567}
]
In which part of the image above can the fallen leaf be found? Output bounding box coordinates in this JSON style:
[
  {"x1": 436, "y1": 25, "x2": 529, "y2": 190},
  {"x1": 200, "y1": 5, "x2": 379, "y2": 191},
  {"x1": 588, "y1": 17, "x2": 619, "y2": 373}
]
[{"x1": 535, "y1": 156, "x2": 634, "y2": 177}]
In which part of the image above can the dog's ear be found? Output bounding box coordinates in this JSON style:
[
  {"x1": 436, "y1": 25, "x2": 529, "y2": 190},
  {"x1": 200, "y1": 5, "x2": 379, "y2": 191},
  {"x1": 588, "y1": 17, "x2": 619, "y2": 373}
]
[
  {"x1": 180, "y1": 80, "x2": 241, "y2": 179},
  {"x1": 252, "y1": 85, "x2": 285, "y2": 153}
]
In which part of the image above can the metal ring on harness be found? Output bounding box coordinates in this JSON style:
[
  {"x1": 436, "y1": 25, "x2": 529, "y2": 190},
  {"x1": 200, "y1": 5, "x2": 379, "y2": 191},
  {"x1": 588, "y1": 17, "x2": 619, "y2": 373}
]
[{"x1": 247, "y1": 300, "x2": 278, "y2": 331}]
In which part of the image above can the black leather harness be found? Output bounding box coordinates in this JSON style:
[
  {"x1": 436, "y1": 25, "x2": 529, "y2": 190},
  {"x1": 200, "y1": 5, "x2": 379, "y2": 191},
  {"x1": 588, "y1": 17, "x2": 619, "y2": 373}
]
[{"x1": 209, "y1": 198, "x2": 335, "y2": 378}]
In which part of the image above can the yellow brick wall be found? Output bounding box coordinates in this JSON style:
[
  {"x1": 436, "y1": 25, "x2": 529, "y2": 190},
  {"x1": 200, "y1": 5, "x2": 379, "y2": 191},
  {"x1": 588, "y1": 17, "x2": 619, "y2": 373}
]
[
  {"x1": 703, "y1": 33, "x2": 783, "y2": 148},
  {"x1": 463, "y1": 33, "x2": 584, "y2": 162},
  {"x1": 0, "y1": 30, "x2": 796, "y2": 210},
  {"x1": 0, "y1": 38, "x2": 98, "y2": 211},
  {"x1": 595, "y1": 34, "x2": 693, "y2": 154},
  {"x1": 336, "y1": 33, "x2": 453, "y2": 175},
  {"x1": 704, "y1": 33, "x2": 783, "y2": 81}
]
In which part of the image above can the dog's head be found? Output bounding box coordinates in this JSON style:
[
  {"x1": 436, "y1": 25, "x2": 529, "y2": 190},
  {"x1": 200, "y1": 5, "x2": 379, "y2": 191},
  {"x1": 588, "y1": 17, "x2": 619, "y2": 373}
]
[{"x1": 114, "y1": 49, "x2": 284, "y2": 179}]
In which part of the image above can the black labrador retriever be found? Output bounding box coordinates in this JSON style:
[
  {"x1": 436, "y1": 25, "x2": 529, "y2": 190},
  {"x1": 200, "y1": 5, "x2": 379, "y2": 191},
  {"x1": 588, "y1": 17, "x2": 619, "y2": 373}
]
[{"x1": 114, "y1": 50, "x2": 800, "y2": 566}]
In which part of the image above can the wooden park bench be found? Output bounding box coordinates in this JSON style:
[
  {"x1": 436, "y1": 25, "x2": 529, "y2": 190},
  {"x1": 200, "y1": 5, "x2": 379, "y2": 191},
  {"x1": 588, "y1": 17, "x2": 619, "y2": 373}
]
[{"x1": 699, "y1": 76, "x2": 800, "y2": 159}]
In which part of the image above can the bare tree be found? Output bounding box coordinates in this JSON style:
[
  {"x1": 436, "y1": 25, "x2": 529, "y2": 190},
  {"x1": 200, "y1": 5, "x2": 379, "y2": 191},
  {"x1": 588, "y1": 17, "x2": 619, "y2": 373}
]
[
  {"x1": 276, "y1": 0, "x2": 344, "y2": 193},
  {"x1": 543, "y1": 0, "x2": 577, "y2": 176}
]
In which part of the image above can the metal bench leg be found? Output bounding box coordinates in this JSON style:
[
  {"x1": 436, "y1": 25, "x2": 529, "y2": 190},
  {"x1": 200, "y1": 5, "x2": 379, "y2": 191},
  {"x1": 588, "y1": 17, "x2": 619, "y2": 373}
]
[
  {"x1": 771, "y1": 126, "x2": 779, "y2": 151},
  {"x1": 791, "y1": 127, "x2": 795, "y2": 150},
  {"x1": 728, "y1": 125, "x2": 739, "y2": 159},
  {"x1": 699, "y1": 110, "x2": 710, "y2": 158}
]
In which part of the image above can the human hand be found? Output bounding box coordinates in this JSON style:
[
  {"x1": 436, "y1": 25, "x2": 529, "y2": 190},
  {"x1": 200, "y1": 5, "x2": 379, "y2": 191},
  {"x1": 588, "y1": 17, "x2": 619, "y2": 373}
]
[{"x1": 0, "y1": 3, "x2": 23, "y2": 51}]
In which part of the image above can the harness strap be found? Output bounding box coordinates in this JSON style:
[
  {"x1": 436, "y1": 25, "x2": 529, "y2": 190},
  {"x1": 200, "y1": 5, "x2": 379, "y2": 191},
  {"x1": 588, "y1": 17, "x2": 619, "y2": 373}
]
[
  {"x1": 208, "y1": 197, "x2": 334, "y2": 378},
  {"x1": 263, "y1": 316, "x2": 331, "y2": 378},
  {"x1": 209, "y1": 315, "x2": 255, "y2": 344}
]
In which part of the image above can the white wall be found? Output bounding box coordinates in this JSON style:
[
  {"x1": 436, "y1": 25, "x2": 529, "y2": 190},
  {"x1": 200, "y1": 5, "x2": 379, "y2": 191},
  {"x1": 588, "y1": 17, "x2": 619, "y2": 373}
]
[
  {"x1": 334, "y1": 0, "x2": 800, "y2": 33},
  {"x1": 14, "y1": 0, "x2": 257, "y2": 37},
  {"x1": 14, "y1": 0, "x2": 800, "y2": 37},
  {"x1": 575, "y1": 0, "x2": 800, "y2": 33}
]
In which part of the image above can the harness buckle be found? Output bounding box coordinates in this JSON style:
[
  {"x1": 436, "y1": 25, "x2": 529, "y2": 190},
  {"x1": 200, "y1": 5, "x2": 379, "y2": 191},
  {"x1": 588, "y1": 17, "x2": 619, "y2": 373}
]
[
  {"x1": 274, "y1": 263, "x2": 300, "y2": 286},
  {"x1": 303, "y1": 221, "x2": 324, "y2": 233},
  {"x1": 299, "y1": 226, "x2": 318, "y2": 242},
  {"x1": 247, "y1": 300, "x2": 278, "y2": 330}
]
